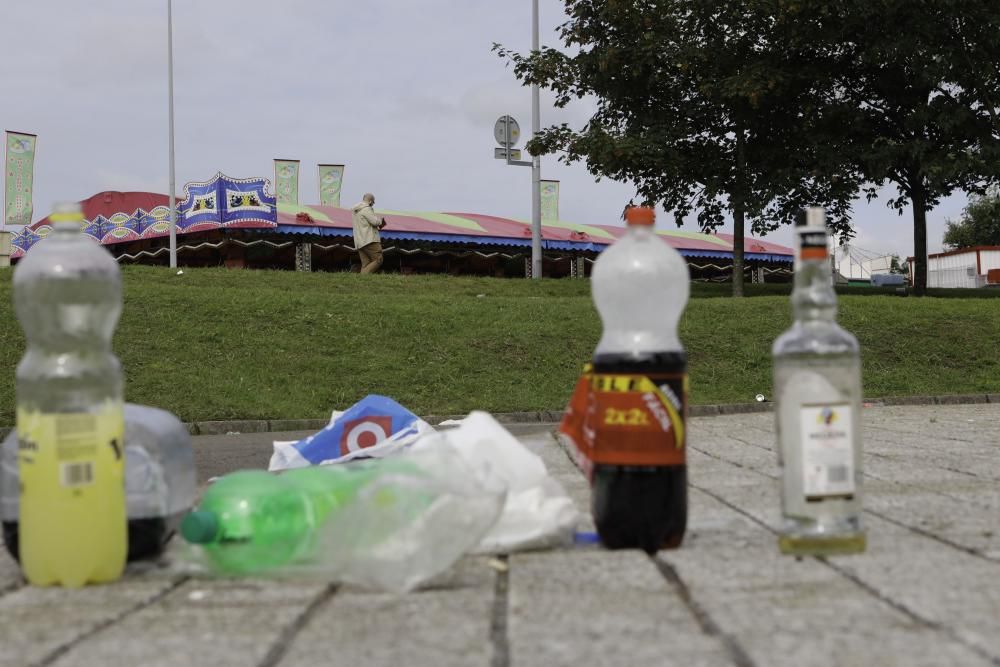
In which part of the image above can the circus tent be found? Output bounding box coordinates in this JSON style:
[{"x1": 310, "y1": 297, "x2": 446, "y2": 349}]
[{"x1": 10, "y1": 176, "x2": 793, "y2": 280}]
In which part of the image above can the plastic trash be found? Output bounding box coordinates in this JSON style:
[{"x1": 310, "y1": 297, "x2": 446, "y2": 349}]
[
  {"x1": 2, "y1": 403, "x2": 197, "y2": 562},
  {"x1": 269, "y1": 395, "x2": 434, "y2": 470},
  {"x1": 12, "y1": 202, "x2": 127, "y2": 587},
  {"x1": 180, "y1": 437, "x2": 506, "y2": 593},
  {"x1": 560, "y1": 205, "x2": 690, "y2": 553},
  {"x1": 421, "y1": 412, "x2": 579, "y2": 553}
]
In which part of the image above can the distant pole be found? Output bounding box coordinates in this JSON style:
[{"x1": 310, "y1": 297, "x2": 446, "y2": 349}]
[
  {"x1": 530, "y1": 0, "x2": 542, "y2": 279},
  {"x1": 167, "y1": 0, "x2": 177, "y2": 268}
]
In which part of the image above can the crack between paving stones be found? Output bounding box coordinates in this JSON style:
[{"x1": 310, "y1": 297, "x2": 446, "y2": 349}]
[
  {"x1": 691, "y1": 482, "x2": 1000, "y2": 666},
  {"x1": 816, "y1": 557, "x2": 1000, "y2": 666},
  {"x1": 864, "y1": 423, "x2": 975, "y2": 444},
  {"x1": 722, "y1": 434, "x2": 773, "y2": 453},
  {"x1": 256, "y1": 582, "x2": 338, "y2": 667},
  {"x1": 864, "y1": 508, "x2": 1000, "y2": 565},
  {"x1": 863, "y1": 470, "x2": 1000, "y2": 513},
  {"x1": 652, "y1": 557, "x2": 757, "y2": 667},
  {"x1": 32, "y1": 576, "x2": 189, "y2": 667},
  {"x1": 490, "y1": 555, "x2": 510, "y2": 667},
  {"x1": 692, "y1": 444, "x2": 1000, "y2": 556}
]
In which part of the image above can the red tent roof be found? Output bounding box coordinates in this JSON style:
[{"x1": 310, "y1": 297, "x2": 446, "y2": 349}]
[{"x1": 22, "y1": 191, "x2": 793, "y2": 260}]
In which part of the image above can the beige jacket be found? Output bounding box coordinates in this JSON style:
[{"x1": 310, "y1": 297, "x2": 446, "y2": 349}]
[{"x1": 351, "y1": 202, "x2": 382, "y2": 249}]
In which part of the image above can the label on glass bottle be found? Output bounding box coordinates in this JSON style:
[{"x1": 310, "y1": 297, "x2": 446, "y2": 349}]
[
  {"x1": 799, "y1": 402, "x2": 855, "y2": 498},
  {"x1": 798, "y1": 230, "x2": 828, "y2": 260}
]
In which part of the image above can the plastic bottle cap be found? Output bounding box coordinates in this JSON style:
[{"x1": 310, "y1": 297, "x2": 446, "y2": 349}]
[
  {"x1": 625, "y1": 206, "x2": 655, "y2": 226},
  {"x1": 49, "y1": 202, "x2": 85, "y2": 224},
  {"x1": 180, "y1": 510, "x2": 220, "y2": 544}
]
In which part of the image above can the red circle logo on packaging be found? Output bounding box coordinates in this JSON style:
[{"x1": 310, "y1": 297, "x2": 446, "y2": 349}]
[{"x1": 339, "y1": 416, "x2": 393, "y2": 456}]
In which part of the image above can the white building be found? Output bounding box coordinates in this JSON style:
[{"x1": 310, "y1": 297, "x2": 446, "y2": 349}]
[
  {"x1": 910, "y1": 246, "x2": 1000, "y2": 288},
  {"x1": 833, "y1": 243, "x2": 894, "y2": 282}
]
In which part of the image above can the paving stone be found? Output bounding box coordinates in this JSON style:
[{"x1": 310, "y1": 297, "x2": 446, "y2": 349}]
[
  {"x1": 508, "y1": 550, "x2": 730, "y2": 667},
  {"x1": 2, "y1": 405, "x2": 998, "y2": 666},
  {"x1": 49, "y1": 578, "x2": 327, "y2": 667},
  {"x1": 278, "y1": 557, "x2": 496, "y2": 667},
  {"x1": 686, "y1": 408, "x2": 1000, "y2": 664},
  {"x1": 0, "y1": 577, "x2": 181, "y2": 667},
  {"x1": 664, "y1": 490, "x2": 994, "y2": 667}
]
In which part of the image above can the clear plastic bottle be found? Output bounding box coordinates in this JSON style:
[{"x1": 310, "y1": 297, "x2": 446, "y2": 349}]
[
  {"x1": 1, "y1": 403, "x2": 196, "y2": 562},
  {"x1": 588, "y1": 206, "x2": 690, "y2": 553},
  {"x1": 772, "y1": 207, "x2": 865, "y2": 555},
  {"x1": 13, "y1": 202, "x2": 127, "y2": 587}
]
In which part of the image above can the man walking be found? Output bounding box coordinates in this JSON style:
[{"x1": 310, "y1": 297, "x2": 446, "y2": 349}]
[{"x1": 351, "y1": 193, "x2": 387, "y2": 273}]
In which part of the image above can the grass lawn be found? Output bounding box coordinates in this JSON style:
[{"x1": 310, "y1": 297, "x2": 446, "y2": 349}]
[{"x1": 0, "y1": 266, "x2": 996, "y2": 423}]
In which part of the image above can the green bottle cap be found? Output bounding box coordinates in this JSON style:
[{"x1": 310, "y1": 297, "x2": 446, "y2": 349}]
[{"x1": 181, "y1": 510, "x2": 220, "y2": 544}]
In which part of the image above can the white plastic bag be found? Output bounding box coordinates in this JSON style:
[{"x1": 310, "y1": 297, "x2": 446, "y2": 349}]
[{"x1": 415, "y1": 412, "x2": 579, "y2": 553}]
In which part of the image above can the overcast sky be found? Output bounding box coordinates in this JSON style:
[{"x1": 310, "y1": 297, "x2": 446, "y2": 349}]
[{"x1": 1, "y1": 1, "x2": 970, "y2": 256}]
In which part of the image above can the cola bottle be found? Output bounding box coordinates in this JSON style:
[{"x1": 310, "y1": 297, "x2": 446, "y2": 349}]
[{"x1": 588, "y1": 206, "x2": 689, "y2": 553}]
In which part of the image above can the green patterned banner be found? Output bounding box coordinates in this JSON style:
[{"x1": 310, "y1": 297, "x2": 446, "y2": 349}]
[
  {"x1": 318, "y1": 164, "x2": 345, "y2": 207},
  {"x1": 540, "y1": 179, "x2": 559, "y2": 221},
  {"x1": 274, "y1": 159, "x2": 300, "y2": 206},
  {"x1": 5, "y1": 131, "x2": 37, "y2": 227}
]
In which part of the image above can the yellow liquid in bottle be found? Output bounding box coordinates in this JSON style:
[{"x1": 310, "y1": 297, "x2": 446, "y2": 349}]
[{"x1": 17, "y1": 405, "x2": 126, "y2": 587}]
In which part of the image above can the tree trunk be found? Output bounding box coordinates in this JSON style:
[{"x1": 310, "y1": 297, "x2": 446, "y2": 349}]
[
  {"x1": 912, "y1": 186, "x2": 928, "y2": 296},
  {"x1": 732, "y1": 124, "x2": 746, "y2": 297},
  {"x1": 733, "y1": 201, "x2": 745, "y2": 297}
]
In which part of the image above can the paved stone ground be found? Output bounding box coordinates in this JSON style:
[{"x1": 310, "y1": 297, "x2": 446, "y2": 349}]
[{"x1": 1, "y1": 405, "x2": 998, "y2": 666}]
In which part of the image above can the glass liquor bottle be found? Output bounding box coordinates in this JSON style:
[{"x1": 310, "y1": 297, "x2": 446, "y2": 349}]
[{"x1": 773, "y1": 207, "x2": 865, "y2": 555}]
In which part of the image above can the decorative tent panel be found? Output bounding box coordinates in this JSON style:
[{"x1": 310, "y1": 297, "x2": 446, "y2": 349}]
[{"x1": 180, "y1": 173, "x2": 276, "y2": 229}]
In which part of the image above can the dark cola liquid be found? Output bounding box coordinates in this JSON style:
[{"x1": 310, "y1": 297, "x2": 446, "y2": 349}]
[
  {"x1": 3, "y1": 516, "x2": 180, "y2": 563},
  {"x1": 591, "y1": 350, "x2": 687, "y2": 553}
]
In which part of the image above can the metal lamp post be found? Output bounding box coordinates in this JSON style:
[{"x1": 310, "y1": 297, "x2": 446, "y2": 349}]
[
  {"x1": 530, "y1": 0, "x2": 542, "y2": 280},
  {"x1": 167, "y1": 0, "x2": 177, "y2": 269}
]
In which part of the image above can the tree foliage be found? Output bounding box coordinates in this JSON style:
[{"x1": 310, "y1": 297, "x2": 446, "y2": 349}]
[
  {"x1": 943, "y1": 191, "x2": 1000, "y2": 248},
  {"x1": 495, "y1": 0, "x2": 1000, "y2": 296},
  {"x1": 810, "y1": 0, "x2": 1000, "y2": 294},
  {"x1": 494, "y1": 0, "x2": 859, "y2": 296}
]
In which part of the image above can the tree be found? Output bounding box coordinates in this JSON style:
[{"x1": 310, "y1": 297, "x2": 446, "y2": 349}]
[
  {"x1": 942, "y1": 190, "x2": 1000, "y2": 249},
  {"x1": 810, "y1": 1, "x2": 1000, "y2": 295},
  {"x1": 494, "y1": 1, "x2": 858, "y2": 296}
]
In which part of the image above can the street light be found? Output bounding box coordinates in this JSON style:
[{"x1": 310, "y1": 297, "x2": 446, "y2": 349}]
[
  {"x1": 530, "y1": 0, "x2": 542, "y2": 279},
  {"x1": 167, "y1": 0, "x2": 177, "y2": 269}
]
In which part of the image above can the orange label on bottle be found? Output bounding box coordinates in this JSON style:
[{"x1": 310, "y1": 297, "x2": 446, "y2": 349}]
[
  {"x1": 800, "y1": 247, "x2": 828, "y2": 260},
  {"x1": 560, "y1": 372, "x2": 687, "y2": 467}
]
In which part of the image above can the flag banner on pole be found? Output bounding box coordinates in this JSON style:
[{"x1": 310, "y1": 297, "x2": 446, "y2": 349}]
[
  {"x1": 5, "y1": 131, "x2": 37, "y2": 227},
  {"x1": 274, "y1": 159, "x2": 300, "y2": 206},
  {"x1": 318, "y1": 164, "x2": 345, "y2": 207},
  {"x1": 540, "y1": 179, "x2": 559, "y2": 221}
]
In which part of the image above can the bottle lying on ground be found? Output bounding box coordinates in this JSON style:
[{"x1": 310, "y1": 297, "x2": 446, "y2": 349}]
[
  {"x1": 2, "y1": 404, "x2": 197, "y2": 563},
  {"x1": 772, "y1": 207, "x2": 866, "y2": 555}
]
